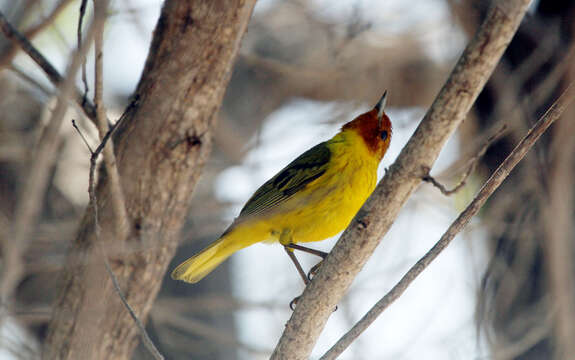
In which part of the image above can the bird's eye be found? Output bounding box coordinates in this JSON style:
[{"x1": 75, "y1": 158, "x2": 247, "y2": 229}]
[{"x1": 380, "y1": 130, "x2": 388, "y2": 141}]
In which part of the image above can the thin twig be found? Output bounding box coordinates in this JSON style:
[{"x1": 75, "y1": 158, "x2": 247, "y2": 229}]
[
  {"x1": 320, "y1": 82, "x2": 575, "y2": 360},
  {"x1": 101, "y1": 255, "x2": 164, "y2": 360},
  {"x1": 423, "y1": 125, "x2": 507, "y2": 195},
  {"x1": 0, "y1": 9, "x2": 98, "y2": 123},
  {"x1": 92, "y1": 0, "x2": 128, "y2": 237},
  {"x1": 78, "y1": 0, "x2": 89, "y2": 104},
  {"x1": 0, "y1": 0, "x2": 74, "y2": 69},
  {"x1": 72, "y1": 119, "x2": 94, "y2": 153},
  {"x1": 0, "y1": 10, "x2": 62, "y2": 88},
  {"x1": 8, "y1": 65, "x2": 53, "y2": 97}
]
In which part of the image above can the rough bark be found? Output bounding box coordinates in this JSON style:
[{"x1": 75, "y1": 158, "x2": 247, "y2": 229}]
[{"x1": 44, "y1": 1, "x2": 256, "y2": 359}]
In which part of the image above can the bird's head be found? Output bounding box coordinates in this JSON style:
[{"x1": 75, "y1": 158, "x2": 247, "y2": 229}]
[{"x1": 342, "y1": 91, "x2": 392, "y2": 161}]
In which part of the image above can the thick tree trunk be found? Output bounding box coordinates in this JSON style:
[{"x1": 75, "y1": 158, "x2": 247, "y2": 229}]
[{"x1": 44, "y1": 1, "x2": 256, "y2": 359}]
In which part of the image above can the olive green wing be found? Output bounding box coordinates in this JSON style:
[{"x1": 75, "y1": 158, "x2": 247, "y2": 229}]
[{"x1": 237, "y1": 142, "x2": 331, "y2": 219}]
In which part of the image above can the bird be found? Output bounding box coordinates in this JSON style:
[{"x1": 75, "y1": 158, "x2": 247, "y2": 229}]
[{"x1": 171, "y1": 91, "x2": 392, "y2": 284}]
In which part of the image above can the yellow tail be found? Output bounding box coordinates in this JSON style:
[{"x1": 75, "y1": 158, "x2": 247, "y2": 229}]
[{"x1": 171, "y1": 224, "x2": 266, "y2": 283}]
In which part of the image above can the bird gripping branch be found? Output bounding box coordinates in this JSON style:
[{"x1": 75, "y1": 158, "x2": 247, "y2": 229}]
[{"x1": 172, "y1": 92, "x2": 392, "y2": 284}]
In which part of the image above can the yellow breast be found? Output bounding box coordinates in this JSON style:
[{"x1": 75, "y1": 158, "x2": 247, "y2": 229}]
[{"x1": 263, "y1": 130, "x2": 379, "y2": 244}]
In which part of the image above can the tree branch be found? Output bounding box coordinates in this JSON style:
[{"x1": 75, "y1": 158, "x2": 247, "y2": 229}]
[
  {"x1": 423, "y1": 125, "x2": 507, "y2": 195},
  {"x1": 271, "y1": 1, "x2": 532, "y2": 359},
  {"x1": 0, "y1": 9, "x2": 98, "y2": 124},
  {"x1": 92, "y1": 0, "x2": 128, "y2": 240},
  {"x1": 542, "y1": 59, "x2": 575, "y2": 358},
  {"x1": 321, "y1": 81, "x2": 575, "y2": 360},
  {"x1": 0, "y1": 0, "x2": 74, "y2": 69}
]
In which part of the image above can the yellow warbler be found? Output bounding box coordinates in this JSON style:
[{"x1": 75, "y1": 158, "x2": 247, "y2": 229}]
[{"x1": 172, "y1": 92, "x2": 392, "y2": 283}]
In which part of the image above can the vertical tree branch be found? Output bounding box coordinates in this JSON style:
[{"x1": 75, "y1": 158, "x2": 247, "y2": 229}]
[
  {"x1": 543, "y1": 79, "x2": 575, "y2": 358},
  {"x1": 271, "y1": 1, "x2": 532, "y2": 359},
  {"x1": 92, "y1": 0, "x2": 128, "y2": 238}
]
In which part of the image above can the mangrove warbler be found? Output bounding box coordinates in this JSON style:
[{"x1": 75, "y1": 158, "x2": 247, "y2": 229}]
[{"x1": 172, "y1": 92, "x2": 392, "y2": 283}]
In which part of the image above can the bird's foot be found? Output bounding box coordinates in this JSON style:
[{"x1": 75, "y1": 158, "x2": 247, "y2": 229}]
[
  {"x1": 307, "y1": 261, "x2": 323, "y2": 281},
  {"x1": 289, "y1": 296, "x2": 300, "y2": 311},
  {"x1": 289, "y1": 294, "x2": 338, "y2": 312}
]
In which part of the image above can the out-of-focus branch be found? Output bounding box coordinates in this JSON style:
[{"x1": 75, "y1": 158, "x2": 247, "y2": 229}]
[
  {"x1": 423, "y1": 125, "x2": 507, "y2": 195},
  {"x1": 542, "y1": 53, "x2": 575, "y2": 358},
  {"x1": 0, "y1": 10, "x2": 98, "y2": 124},
  {"x1": 0, "y1": 0, "x2": 74, "y2": 69},
  {"x1": 322, "y1": 82, "x2": 575, "y2": 360},
  {"x1": 0, "y1": 9, "x2": 97, "y2": 305},
  {"x1": 152, "y1": 309, "x2": 269, "y2": 356},
  {"x1": 78, "y1": 0, "x2": 89, "y2": 102},
  {"x1": 271, "y1": 1, "x2": 532, "y2": 359},
  {"x1": 92, "y1": 0, "x2": 128, "y2": 239}
]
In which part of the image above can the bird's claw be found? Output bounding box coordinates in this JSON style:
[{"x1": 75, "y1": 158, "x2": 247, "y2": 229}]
[
  {"x1": 290, "y1": 296, "x2": 300, "y2": 311},
  {"x1": 307, "y1": 261, "x2": 323, "y2": 281},
  {"x1": 289, "y1": 295, "x2": 338, "y2": 312}
]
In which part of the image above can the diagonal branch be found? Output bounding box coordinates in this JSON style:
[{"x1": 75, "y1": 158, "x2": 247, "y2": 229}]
[
  {"x1": 0, "y1": 0, "x2": 74, "y2": 69},
  {"x1": 321, "y1": 81, "x2": 575, "y2": 360},
  {"x1": 423, "y1": 125, "x2": 507, "y2": 195},
  {"x1": 0, "y1": 10, "x2": 98, "y2": 124},
  {"x1": 271, "y1": 1, "x2": 532, "y2": 359}
]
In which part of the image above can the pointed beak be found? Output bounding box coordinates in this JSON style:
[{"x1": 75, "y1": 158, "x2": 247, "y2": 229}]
[{"x1": 374, "y1": 90, "x2": 388, "y2": 125}]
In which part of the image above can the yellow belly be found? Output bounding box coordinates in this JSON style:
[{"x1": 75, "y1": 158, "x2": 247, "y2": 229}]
[{"x1": 260, "y1": 141, "x2": 378, "y2": 244}]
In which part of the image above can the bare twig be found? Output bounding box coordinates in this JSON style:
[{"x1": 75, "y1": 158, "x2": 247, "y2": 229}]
[
  {"x1": 92, "y1": 0, "x2": 128, "y2": 238},
  {"x1": 102, "y1": 257, "x2": 164, "y2": 360},
  {"x1": 0, "y1": 10, "x2": 62, "y2": 88},
  {"x1": 71, "y1": 119, "x2": 94, "y2": 153},
  {"x1": 271, "y1": 1, "x2": 532, "y2": 359},
  {"x1": 0, "y1": 9, "x2": 98, "y2": 123},
  {"x1": 320, "y1": 82, "x2": 575, "y2": 360},
  {"x1": 8, "y1": 65, "x2": 53, "y2": 97},
  {"x1": 78, "y1": 0, "x2": 89, "y2": 103},
  {"x1": 0, "y1": 0, "x2": 74, "y2": 69},
  {"x1": 423, "y1": 125, "x2": 507, "y2": 195}
]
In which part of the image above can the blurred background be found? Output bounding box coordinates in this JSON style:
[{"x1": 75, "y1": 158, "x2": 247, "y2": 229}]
[{"x1": 0, "y1": 0, "x2": 574, "y2": 359}]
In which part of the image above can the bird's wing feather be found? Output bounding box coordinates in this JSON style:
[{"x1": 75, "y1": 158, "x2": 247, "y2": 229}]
[{"x1": 237, "y1": 142, "x2": 331, "y2": 220}]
